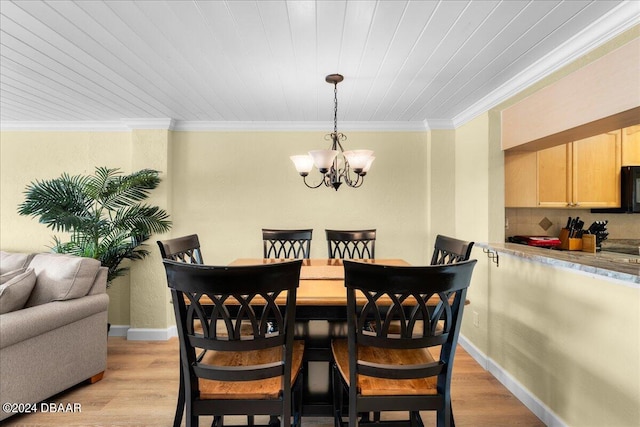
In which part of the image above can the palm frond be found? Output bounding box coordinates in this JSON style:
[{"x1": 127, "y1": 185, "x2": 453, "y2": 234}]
[
  {"x1": 18, "y1": 174, "x2": 93, "y2": 232},
  {"x1": 112, "y1": 204, "x2": 172, "y2": 236},
  {"x1": 99, "y1": 168, "x2": 162, "y2": 210},
  {"x1": 18, "y1": 166, "x2": 172, "y2": 285}
]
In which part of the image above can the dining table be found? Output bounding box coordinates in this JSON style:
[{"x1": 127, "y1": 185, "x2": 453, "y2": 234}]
[{"x1": 228, "y1": 258, "x2": 411, "y2": 417}]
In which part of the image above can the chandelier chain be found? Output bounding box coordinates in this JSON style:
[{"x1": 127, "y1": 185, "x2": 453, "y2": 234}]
[{"x1": 333, "y1": 82, "x2": 338, "y2": 134}]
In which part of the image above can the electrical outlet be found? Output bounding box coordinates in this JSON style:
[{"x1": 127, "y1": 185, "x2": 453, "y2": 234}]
[
  {"x1": 473, "y1": 311, "x2": 480, "y2": 328},
  {"x1": 505, "y1": 218, "x2": 509, "y2": 229}
]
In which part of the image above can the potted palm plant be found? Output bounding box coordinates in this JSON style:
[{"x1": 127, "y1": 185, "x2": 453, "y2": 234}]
[{"x1": 17, "y1": 167, "x2": 172, "y2": 285}]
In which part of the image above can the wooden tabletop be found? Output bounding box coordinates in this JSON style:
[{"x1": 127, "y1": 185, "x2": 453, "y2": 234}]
[{"x1": 228, "y1": 258, "x2": 411, "y2": 306}]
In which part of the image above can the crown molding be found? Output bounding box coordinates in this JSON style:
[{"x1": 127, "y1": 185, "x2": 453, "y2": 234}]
[
  {"x1": 0, "y1": 118, "x2": 176, "y2": 131},
  {"x1": 0, "y1": 121, "x2": 130, "y2": 132},
  {"x1": 424, "y1": 119, "x2": 455, "y2": 130},
  {"x1": 121, "y1": 118, "x2": 175, "y2": 130},
  {"x1": 449, "y1": 0, "x2": 640, "y2": 128},
  {"x1": 171, "y1": 120, "x2": 427, "y2": 132},
  {"x1": 0, "y1": 119, "x2": 426, "y2": 132},
  {"x1": 172, "y1": 121, "x2": 328, "y2": 131}
]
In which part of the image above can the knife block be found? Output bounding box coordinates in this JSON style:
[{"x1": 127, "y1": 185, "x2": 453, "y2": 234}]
[
  {"x1": 559, "y1": 228, "x2": 583, "y2": 251},
  {"x1": 581, "y1": 234, "x2": 597, "y2": 253}
]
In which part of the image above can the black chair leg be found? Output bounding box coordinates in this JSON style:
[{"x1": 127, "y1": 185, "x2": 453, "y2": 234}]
[
  {"x1": 410, "y1": 411, "x2": 424, "y2": 427},
  {"x1": 293, "y1": 373, "x2": 303, "y2": 427},
  {"x1": 331, "y1": 363, "x2": 343, "y2": 427},
  {"x1": 450, "y1": 401, "x2": 455, "y2": 427},
  {"x1": 437, "y1": 403, "x2": 453, "y2": 427},
  {"x1": 268, "y1": 416, "x2": 279, "y2": 427},
  {"x1": 174, "y1": 365, "x2": 185, "y2": 427}
]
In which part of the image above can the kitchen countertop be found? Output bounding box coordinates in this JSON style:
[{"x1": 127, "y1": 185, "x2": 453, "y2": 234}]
[
  {"x1": 601, "y1": 239, "x2": 640, "y2": 256},
  {"x1": 477, "y1": 242, "x2": 639, "y2": 286}
]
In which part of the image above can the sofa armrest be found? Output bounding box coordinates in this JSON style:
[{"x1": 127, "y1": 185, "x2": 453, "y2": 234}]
[
  {"x1": 87, "y1": 267, "x2": 108, "y2": 295},
  {"x1": 0, "y1": 293, "x2": 109, "y2": 349}
]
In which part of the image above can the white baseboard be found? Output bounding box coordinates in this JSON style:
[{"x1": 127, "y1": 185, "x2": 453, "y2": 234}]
[
  {"x1": 108, "y1": 325, "x2": 178, "y2": 340},
  {"x1": 457, "y1": 334, "x2": 489, "y2": 370},
  {"x1": 107, "y1": 324, "x2": 129, "y2": 337},
  {"x1": 459, "y1": 334, "x2": 566, "y2": 427}
]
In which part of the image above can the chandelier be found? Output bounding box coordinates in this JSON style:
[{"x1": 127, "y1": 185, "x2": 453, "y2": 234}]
[{"x1": 290, "y1": 74, "x2": 375, "y2": 191}]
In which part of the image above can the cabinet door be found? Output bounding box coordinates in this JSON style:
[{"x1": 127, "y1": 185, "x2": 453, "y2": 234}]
[
  {"x1": 537, "y1": 144, "x2": 571, "y2": 207},
  {"x1": 572, "y1": 131, "x2": 621, "y2": 207},
  {"x1": 622, "y1": 125, "x2": 640, "y2": 166},
  {"x1": 505, "y1": 151, "x2": 537, "y2": 207}
]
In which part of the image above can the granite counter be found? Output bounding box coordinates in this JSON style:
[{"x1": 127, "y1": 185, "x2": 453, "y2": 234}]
[{"x1": 477, "y1": 242, "x2": 639, "y2": 286}]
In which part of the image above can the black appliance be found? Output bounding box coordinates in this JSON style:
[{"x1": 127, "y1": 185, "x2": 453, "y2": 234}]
[{"x1": 592, "y1": 166, "x2": 640, "y2": 213}]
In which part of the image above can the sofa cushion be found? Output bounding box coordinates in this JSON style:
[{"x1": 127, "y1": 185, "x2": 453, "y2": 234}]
[
  {"x1": 25, "y1": 254, "x2": 101, "y2": 307},
  {"x1": 0, "y1": 268, "x2": 37, "y2": 314},
  {"x1": 1, "y1": 268, "x2": 28, "y2": 284},
  {"x1": 0, "y1": 252, "x2": 35, "y2": 274}
]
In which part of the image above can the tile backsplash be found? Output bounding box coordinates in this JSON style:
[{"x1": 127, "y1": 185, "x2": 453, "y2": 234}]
[{"x1": 505, "y1": 208, "x2": 640, "y2": 240}]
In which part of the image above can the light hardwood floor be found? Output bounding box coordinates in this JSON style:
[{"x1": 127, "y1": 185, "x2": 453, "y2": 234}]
[{"x1": 2, "y1": 337, "x2": 545, "y2": 427}]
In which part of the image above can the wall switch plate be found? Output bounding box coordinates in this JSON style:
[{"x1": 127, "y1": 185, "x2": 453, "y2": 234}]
[{"x1": 473, "y1": 311, "x2": 480, "y2": 328}]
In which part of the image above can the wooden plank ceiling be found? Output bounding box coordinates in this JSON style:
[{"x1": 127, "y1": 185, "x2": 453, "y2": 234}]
[{"x1": 0, "y1": 0, "x2": 637, "y2": 129}]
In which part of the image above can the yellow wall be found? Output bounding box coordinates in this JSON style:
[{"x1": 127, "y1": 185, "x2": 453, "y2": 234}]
[
  {"x1": 0, "y1": 129, "x2": 430, "y2": 328},
  {"x1": 168, "y1": 130, "x2": 430, "y2": 262},
  {"x1": 453, "y1": 114, "x2": 492, "y2": 353},
  {"x1": 489, "y1": 255, "x2": 639, "y2": 426}
]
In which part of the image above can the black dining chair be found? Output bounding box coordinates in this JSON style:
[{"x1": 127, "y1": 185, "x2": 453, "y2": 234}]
[
  {"x1": 262, "y1": 229, "x2": 313, "y2": 259},
  {"x1": 363, "y1": 234, "x2": 475, "y2": 425},
  {"x1": 163, "y1": 259, "x2": 305, "y2": 427},
  {"x1": 326, "y1": 229, "x2": 376, "y2": 259},
  {"x1": 157, "y1": 234, "x2": 204, "y2": 427},
  {"x1": 331, "y1": 259, "x2": 477, "y2": 427},
  {"x1": 431, "y1": 234, "x2": 474, "y2": 265},
  {"x1": 157, "y1": 234, "x2": 204, "y2": 265}
]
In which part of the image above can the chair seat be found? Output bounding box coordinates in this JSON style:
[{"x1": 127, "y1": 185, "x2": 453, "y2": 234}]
[
  {"x1": 331, "y1": 339, "x2": 437, "y2": 396},
  {"x1": 198, "y1": 340, "x2": 304, "y2": 400}
]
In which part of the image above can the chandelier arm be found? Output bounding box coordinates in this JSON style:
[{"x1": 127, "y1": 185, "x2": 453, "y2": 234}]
[
  {"x1": 302, "y1": 174, "x2": 327, "y2": 189},
  {"x1": 342, "y1": 167, "x2": 363, "y2": 187},
  {"x1": 350, "y1": 177, "x2": 365, "y2": 188}
]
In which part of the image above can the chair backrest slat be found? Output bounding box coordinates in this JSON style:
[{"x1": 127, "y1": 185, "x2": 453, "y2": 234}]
[
  {"x1": 326, "y1": 229, "x2": 376, "y2": 259},
  {"x1": 263, "y1": 229, "x2": 313, "y2": 259}
]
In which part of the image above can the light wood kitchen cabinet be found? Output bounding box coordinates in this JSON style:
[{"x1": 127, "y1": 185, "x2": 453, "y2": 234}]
[
  {"x1": 537, "y1": 144, "x2": 571, "y2": 207},
  {"x1": 537, "y1": 131, "x2": 621, "y2": 208},
  {"x1": 622, "y1": 125, "x2": 640, "y2": 165},
  {"x1": 504, "y1": 151, "x2": 537, "y2": 207}
]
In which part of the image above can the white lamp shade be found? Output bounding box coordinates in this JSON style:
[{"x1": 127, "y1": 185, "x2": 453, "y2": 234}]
[
  {"x1": 290, "y1": 155, "x2": 314, "y2": 173},
  {"x1": 362, "y1": 156, "x2": 375, "y2": 172},
  {"x1": 309, "y1": 150, "x2": 339, "y2": 170},
  {"x1": 343, "y1": 150, "x2": 374, "y2": 171}
]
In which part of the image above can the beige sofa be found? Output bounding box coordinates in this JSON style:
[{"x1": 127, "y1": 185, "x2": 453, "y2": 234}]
[{"x1": 0, "y1": 251, "x2": 109, "y2": 421}]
